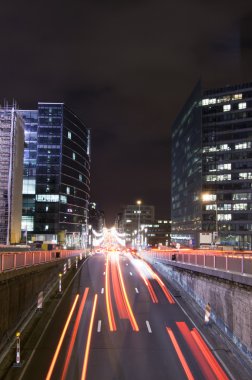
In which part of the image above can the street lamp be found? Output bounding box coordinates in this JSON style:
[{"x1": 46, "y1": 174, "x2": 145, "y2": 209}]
[
  {"x1": 202, "y1": 193, "x2": 218, "y2": 245},
  {"x1": 136, "y1": 200, "x2": 142, "y2": 249}
]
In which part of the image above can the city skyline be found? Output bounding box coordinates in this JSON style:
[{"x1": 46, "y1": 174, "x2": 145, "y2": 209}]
[{"x1": 1, "y1": 1, "x2": 252, "y2": 224}]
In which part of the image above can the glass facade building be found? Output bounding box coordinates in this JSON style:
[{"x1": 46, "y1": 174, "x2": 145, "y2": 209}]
[
  {"x1": 171, "y1": 82, "x2": 202, "y2": 247},
  {"x1": 171, "y1": 81, "x2": 252, "y2": 249},
  {"x1": 0, "y1": 106, "x2": 24, "y2": 244},
  {"x1": 21, "y1": 103, "x2": 90, "y2": 247}
]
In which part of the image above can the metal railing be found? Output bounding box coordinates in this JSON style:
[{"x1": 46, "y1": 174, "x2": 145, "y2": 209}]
[
  {"x1": 142, "y1": 250, "x2": 252, "y2": 276},
  {"x1": 0, "y1": 250, "x2": 86, "y2": 273}
]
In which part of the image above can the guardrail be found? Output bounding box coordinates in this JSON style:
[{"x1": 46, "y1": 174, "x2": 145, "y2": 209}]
[
  {"x1": 143, "y1": 250, "x2": 252, "y2": 276},
  {"x1": 0, "y1": 250, "x2": 87, "y2": 273}
]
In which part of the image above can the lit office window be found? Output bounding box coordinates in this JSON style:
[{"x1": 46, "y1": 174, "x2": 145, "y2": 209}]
[
  {"x1": 66, "y1": 187, "x2": 70, "y2": 194},
  {"x1": 22, "y1": 179, "x2": 36, "y2": 194},
  {"x1": 72, "y1": 152, "x2": 76, "y2": 160},
  {"x1": 217, "y1": 163, "x2": 231, "y2": 171},
  {"x1": 235, "y1": 142, "x2": 251, "y2": 150},
  {"x1": 239, "y1": 172, "x2": 252, "y2": 180},
  {"x1": 233, "y1": 193, "x2": 251, "y2": 200},
  {"x1": 36, "y1": 194, "x2": 60, "y2": 202},
  {"x1": 79, "y1": 174, "x2": 82, "y2": 181},
  {"x1": 206, "y1": 174, "x2": 231, "y2": 181},
  {"x1": 223, "y1": 104, "x2": 231, "y2": 112},
  {"x1": 238, "y1": 102, "x2": 247, "y2": 110},
  {"x1": 60, "y1": 195, "x2": 67, "y2": 203},
  {"x1": 233, "y1": 93, "x2": 242, "y2": 100},
  {"x1": 68, "y1": 131, "x2": 72, "y2": 139},
  {"x1": 202, "y1": 98, "x2": 216, "y2": 106},
  {"x1": 21, "y1": 216, "x2": 34, "y2": 231},
  {"x1": 233, "y1": 203, "x2": 248, "y2": 210},
  {"x1": 45, "y1": 225, "x2": 49, "y2": 230},
  {"x1": 219, "y1": 144, "x2": 231, "y2": 151},
  {"x1": 206, "y1": 205, "x2": 217, "y2": 211},
  {"x1": 218, "y1": 214, "x2": 232, "y2": 221}
]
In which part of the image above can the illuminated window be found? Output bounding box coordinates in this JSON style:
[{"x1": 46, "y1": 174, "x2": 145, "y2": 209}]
[
  {"x1": 206, "y1": 174, "x2": 231, "y2": 181},
  {"x1": 223, "y1": 104, "x2": 231, "y2": 112},
  {"x1": 233, "y1": 93, "x2": 242, "y2": 100},
  {"x1": 45, "y1": 225, "x2": 49, "y2": 230},
  {"x1": 22, "y1": 179, "x2": 36, "y2": 194},
  {"x1": 238, "y1": 102, "x2": 247, "y2": 110},
  {"x1": 72, "y1": 152, "x2": 76, "y2": 160},
  {"x1": 219, "y1": 144, "x2": 231, "y2": 151},
  {"x1": 233, "y1": 203, "x2": 247, "y2": 210},
  {"x1": 79, "y1": 174, "x2": 82, "y2": 181},
  {"x1": 206, "y1": 205, "x2": 217, "y2": 211},
  {"x1": 66, "y1": 187, "x2": 70, "y2": 194},
  {"x1": 217, "y1": 163, "x2": 231, "y2": 171},
  {"x1": 218, "y1": 214, "x2": 232, "y2": 221},
  {"x1": 239, "y1": 172, "x2": 252, "y2": 180},
  {"x1": 46, "y1": 206, "x2": 49, "y2": 212},
  {"x1": 233, "y1": 193, "x2": 251, "y2": 200},
  {"x1": 202, "y1": 98, "x2": 216, "y2": 106},
  {"x1": 36, "y1": 194, "x2": 59, "y2": 202},
  {"x1": 68, "y1": 131, "x2": 71, "y2": 139},
  {"x1": 21, "y1": 216, "x2": 34, "y2": 232},
  {"x1": 60, "y1": 195, "x2": 67, "y2": 203},
  {"x1": 235, "y1": 142, "x2": 251, "y2": 150}
]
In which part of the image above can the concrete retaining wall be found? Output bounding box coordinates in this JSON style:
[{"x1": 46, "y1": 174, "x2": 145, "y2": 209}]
[
  {"x1": 0, "y1": 262, "x2": 63, "y2": 343},
  {"x1": 143, "y1": 254, "x2": 252, "y2": 361}
]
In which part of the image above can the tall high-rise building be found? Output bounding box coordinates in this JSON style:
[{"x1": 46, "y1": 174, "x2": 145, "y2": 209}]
[
  {"x1": 171, "y1": 81, "x2": 252, "y2": 249},
  {"x1": 21, "y1": 103, "x2": 90, "y2": 247},
  {"x1": 0, "y1": 105, "x2": 24, "y2": 244}
]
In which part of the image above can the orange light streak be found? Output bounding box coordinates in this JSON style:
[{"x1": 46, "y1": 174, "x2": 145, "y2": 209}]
[
  {"x1": 45, "y1": 294, "x2": 80, "y2": 380},
  {"x1": 81, "y1": 294, "x2": 98, "y2": 380},
  {"x1": 61, "y1": 288, "x2": 89, "y2": 380},
  {"x1": 166, "y1": 327, "x2": 195, "y2": 380},
  {"x1": 116, "y1": 256, "x2": 139, "y2": 331},
  {"x1": 111, "y1": 257, "x2": 128, "y2": 318},
  {"x1": 105, "y1": 254, "x2": 116, "y2": 331},
  {"x1": 136, "y1": 266, "x2": 158, "y2": 303},
  {"x1": 191, "y1": 328, "x2": 229, "y2": 380},
  {"x1": 176, "y1": 322, "x2": 215, "y2": 380},
  {"x1": 143, "y1": 262, "x2": 175, "y2": 304}
]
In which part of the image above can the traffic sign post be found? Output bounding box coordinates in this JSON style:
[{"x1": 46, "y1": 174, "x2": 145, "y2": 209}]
[
  {"x1": 37, "y1": 291, "x2": 43, "y2": 311},
  {"x1": 13, "y1": 331, "x2": 22, "y2": 367},
  {"x1": 204, "y1": 303, "x2": 211, "y2": 325},
  {"x1": 59, "y1": 273, "x2": 62, "y2": 293}
]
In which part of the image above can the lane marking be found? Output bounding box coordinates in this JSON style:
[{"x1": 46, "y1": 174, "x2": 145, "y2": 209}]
[
  {"x1": 81, "y1": 294, "x2": 98, "y2": 380},
  {"x1": 130, "y1": 272, "x2": 133, "y2": 276},
  {"x1": 146, "y1": 320, "x2": 152, "y2": 333},
  {"x1": 135, "y1": 288, "x2": 139, "y2": 293},
  {"x1": 45, "y1": 295, "x2": 80, "y2": 380},
  {"x1": 97, "y1": 320, "x2": 102, "y2": 333},
  {"x1": 101, "y1": 288, "x2": 104, "y2": 294}
]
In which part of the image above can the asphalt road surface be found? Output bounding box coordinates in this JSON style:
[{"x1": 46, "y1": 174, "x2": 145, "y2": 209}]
[{"x1": 8, "y1": 251, "x2": 233, "y2": 380}]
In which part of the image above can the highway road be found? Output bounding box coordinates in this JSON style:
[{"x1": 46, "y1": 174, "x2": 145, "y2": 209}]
[{"x1": 9, "y1": 251, "x2": 232, "y2": 380}]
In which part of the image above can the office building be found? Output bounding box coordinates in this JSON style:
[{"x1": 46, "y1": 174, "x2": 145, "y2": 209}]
[
  {"x1": 171, "y1": 81, "x2": 252, "y2": 249},
  {"x1": 21, "y1": 103, "x2": 90, "y2": 247},
  {"x1": 116, "y1": 204, "x2": 155, "y2": 246},
  {"x1": 0, "y1": 105, "x2": 24, "y2": 244}
]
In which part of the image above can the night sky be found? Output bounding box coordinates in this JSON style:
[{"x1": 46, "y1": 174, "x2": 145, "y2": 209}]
[{"x1": 1, "y1": 1, "x2": 252, "y2": 225}]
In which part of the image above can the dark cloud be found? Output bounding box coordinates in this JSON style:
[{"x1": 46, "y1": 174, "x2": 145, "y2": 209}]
[{"x1": 1, "y1": 0, "x2": 252, "y2": 224}]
